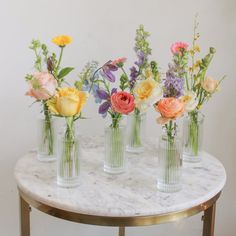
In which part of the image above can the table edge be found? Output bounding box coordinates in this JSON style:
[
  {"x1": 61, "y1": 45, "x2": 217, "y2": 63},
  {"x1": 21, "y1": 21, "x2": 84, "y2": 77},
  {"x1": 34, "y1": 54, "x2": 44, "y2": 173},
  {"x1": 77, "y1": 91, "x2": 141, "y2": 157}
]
[{"x1": 18, "y1": 188, "x2": 221, "y2": 227}]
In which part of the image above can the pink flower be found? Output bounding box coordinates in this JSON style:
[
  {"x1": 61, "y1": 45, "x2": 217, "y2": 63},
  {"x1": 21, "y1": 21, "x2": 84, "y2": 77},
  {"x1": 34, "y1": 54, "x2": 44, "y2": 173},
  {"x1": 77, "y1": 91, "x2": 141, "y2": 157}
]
[
  {"x1": 201, "y1": 76, "x2": 219, "y2": 93},
  {"x1": 171, "y1": 42, "x2": 189, "y2": 54},
  {"x1": 112, "y1": 57, "x2": 127, "y2": 66},
  {"x1": 111, "y1": 91, "x2": 135, "y2": 114},
  {"x1": 26, "y1": 72, "x2": 57, "y2": 100}
]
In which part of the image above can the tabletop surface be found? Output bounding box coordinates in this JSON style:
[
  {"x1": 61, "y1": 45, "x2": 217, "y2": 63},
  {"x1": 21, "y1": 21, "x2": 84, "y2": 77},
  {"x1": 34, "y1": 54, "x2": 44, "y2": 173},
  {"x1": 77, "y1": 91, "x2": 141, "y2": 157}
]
[{"x1": 15, "y1": 136, "x2": 226, "y2": 217}]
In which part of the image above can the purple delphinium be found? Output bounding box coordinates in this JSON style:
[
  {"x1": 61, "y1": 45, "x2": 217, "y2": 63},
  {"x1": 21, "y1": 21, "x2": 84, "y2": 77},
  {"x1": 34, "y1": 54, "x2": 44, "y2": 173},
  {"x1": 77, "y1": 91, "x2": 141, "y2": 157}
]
[
  {"x1": 129, "y1": 66, "x2": 139, "y2": 89},
  {"x1": 100, "y1": 61, "x2": 118, "y2": 83},
  {"x1": 163, "y1": 75, "x2": 184, "y2": 98},
  {"x1": 97, "y1": 88, "x2": 117, "y2": 117},
  {"x1": 135, "y1": 50, "x2": 145, "y2": 67}
]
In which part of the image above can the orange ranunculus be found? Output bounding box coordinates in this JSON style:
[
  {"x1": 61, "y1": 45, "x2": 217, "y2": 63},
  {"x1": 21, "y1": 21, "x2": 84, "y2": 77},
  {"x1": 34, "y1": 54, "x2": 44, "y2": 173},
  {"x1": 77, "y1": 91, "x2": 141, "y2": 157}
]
[
  {"x1": 156, "y1": 97, "x2": 185, "y2": 124},
  {"x1": 52, "y1": 35, "x2": 72, "y2": 47},
  {"x1": 111, "y1": 91, "x2": 135, "y2": 115}
]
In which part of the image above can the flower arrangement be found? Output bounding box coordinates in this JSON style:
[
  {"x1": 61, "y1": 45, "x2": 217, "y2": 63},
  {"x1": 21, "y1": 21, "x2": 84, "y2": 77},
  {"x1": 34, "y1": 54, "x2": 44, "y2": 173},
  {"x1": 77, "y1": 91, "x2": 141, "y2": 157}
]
[
  {"x1": 169, "y1": 17, "x2": 225, "y2": 159},
  {"x1": 25, "y1": 35, "x2": 73, "y2": 160},
  {"x1": 47, "y1": 87, "x2": 88, "y2": 184}
]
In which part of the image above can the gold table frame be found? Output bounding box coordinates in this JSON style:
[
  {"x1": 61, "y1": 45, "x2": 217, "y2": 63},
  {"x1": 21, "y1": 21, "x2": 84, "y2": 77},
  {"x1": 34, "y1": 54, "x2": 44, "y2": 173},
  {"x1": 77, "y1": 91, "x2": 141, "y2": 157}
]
[{"x1": 19, "y1": 188, "x2": 221, "y2": 236}]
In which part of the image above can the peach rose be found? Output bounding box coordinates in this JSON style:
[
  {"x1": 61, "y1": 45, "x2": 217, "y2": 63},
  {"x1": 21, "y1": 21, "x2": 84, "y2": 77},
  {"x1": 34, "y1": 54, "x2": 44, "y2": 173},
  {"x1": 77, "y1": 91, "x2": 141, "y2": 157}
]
[
  {"x1": 26, "y1": 72, "x2": 57, "y2": 100},
  {"x1": 156, "y1": 97, "x2": 185, "y2": 124},
  {"x1": 111, "y1": 91, "x2": 135, "y2": 114},
  {"x1": 201, "y1": 76, "x2": 218, "y2": 93}
]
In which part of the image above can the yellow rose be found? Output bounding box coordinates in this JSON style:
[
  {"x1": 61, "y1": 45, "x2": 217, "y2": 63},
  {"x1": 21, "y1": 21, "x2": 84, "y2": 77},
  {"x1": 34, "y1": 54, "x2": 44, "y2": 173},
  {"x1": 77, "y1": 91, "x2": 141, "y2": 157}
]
[
  {"x1": 52, "y1": 35, "x2": 72, "y2": 47},
  {"x1": 133, "y1": 78, "x2": 163, "y2": 112},
  {"x1": 201, "y1": 76, "x2": 219, "y2": 93},
  {"x1": 47, "y1": 87, "x2": 88, "y2": 116}
]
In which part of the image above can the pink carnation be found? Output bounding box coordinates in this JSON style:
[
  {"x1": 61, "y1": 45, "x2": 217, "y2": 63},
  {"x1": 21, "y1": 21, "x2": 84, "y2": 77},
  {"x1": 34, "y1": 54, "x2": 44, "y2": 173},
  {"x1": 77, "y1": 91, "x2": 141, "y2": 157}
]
[
  {"x1": 26, "y1": 72, "x2": 57, "y2": 100},
  {"x1": 171, "y1": 42, "x2": 189, "y2": 54},
  {"x1": 112, "y1": 57, "x2": 127, "y2": 66}
]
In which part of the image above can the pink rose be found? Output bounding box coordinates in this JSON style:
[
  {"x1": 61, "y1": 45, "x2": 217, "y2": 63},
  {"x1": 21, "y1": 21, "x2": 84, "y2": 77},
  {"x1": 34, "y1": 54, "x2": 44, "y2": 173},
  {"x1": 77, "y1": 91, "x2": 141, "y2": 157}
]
[
  {"x1": 171, "y1": 42, "x2": 189, "y2": 54},
  {"x1": 201, "y1": 76, "x2": 218, "y2": 93},
  {"x1": 112, "y1": 57, "x2": 127, "y2": 67},
  {"x1": 156, "y1": 97, "x2": 185, "y2": 124},
  {"x1": 26, "y1": 72, "x2": 58, "y2": 100},
  {"x1": 111, "y1": 91, "x2": 135, "y2": 114}
]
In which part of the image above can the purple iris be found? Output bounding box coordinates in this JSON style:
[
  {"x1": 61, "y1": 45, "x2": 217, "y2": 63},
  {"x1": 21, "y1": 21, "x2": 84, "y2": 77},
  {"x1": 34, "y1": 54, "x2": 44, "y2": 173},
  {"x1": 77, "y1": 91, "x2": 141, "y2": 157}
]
[
  {"x1": 100, "y1": 61, "x2": 118, "y2": 83},
  {"x1": 163, "y1": 75, "x2": 184, "y2": 98},
  {"x1": 97, "y1": 88, "x2": 117, "y2": 117}
]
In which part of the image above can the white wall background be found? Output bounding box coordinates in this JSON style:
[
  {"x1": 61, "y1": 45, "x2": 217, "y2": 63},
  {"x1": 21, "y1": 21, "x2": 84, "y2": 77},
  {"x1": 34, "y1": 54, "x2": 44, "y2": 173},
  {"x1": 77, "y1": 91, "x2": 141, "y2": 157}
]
[{"x1": 0, "y1": 0, "x2": 235, "y2": 235}]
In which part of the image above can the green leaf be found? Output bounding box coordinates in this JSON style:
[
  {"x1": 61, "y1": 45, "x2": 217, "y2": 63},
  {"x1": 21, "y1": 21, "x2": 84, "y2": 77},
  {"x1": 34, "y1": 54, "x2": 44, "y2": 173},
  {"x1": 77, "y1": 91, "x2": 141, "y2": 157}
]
[{"x1": 58, "y1": 67, "x2": 74, "y2": 79}]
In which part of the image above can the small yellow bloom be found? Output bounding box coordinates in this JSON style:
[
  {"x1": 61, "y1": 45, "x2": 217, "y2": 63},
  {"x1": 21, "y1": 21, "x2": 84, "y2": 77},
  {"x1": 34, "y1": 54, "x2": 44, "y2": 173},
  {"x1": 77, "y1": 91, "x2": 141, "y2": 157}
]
[
  {"x1": 194, "y1": 45, "x2": 201, "y2": 52},
  {"x1": 52, "y1": 35, "x2": 72, "y2": 47},
  {"x1": 47, "y1": 87, "x2": 88, "y2": 117}
]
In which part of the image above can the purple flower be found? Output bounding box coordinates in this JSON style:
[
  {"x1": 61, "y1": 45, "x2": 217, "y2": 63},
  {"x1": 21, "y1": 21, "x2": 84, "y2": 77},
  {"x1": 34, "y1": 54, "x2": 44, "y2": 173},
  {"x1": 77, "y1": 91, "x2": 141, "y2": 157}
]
[
  {"x1": 101, "y1": 61, "x2": 118, "y2": 82},
  {"x1": 111, "y1": 88, "x2": 117, "y2": 95},
  {"x1": 96, "y1": 88, "x2": 109, "y2": 100},
  {"x1": 99, "y1": 101, "x2": 110, "y2": 115},
  {"x1": 129, "y1": 66, "x2": 139, "y2": 89},
  {"x1": 135, "y1": 51, "x2": 145, "y2": 67},
  {"x1": 164, "y1": 75, "x2": 184, "y2": 98}
]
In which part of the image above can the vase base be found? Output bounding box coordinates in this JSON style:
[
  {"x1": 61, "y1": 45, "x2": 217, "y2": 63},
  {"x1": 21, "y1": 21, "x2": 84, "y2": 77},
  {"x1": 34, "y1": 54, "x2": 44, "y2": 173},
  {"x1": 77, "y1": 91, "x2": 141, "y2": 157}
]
[
  {"x1": 157, "y1": 181, "x2": 181, "y2": 193},
  {"x1": 37, "y1": 153, "x2": 56, "y2": 162},
  {"x1": 183, "y1": 153, "x2": 202, "y2": 163},
  {"x1": 57, "y1": 177, "x2": 79, "y2": 188},
  {"x1": 104, "y1": 165, "x2": 126, "y2": 174},
  {"x1": 126, "y1": 145, "x2": 145, "y2": 153}
]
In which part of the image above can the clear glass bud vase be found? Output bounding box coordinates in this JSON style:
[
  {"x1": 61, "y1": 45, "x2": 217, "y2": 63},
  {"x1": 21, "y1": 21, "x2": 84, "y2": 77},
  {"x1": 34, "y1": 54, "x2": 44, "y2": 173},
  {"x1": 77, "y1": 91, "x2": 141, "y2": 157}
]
[
  {"x1": 57, "y1": 118, "x2": 80, "y2": 187},
  {"x1": 157, "y1": 129, "x2": 182, "y2": 192},
  {"x1": 37, "y1": 117, "x2": 56, "y2": 162},
  {"x1": 126, "y1": 111, "x2": 146, "y2": 153},
  {"x1": 104, "y1": 125, "x2": 126, "y2": 174},
  {"x1": 183, "y1": 111, "x2": 204, "y2": 162}
]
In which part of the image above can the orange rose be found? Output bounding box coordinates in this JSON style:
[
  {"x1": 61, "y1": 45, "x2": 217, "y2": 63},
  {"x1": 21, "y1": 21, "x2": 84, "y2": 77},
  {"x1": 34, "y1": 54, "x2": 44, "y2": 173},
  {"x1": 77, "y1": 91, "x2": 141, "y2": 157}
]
[
  {"x1": 111, "y1": 91, "x2": 135, "y2": 114},
  {"x1": 156, "y1": 97, "x2": 185, "y2": 124}
]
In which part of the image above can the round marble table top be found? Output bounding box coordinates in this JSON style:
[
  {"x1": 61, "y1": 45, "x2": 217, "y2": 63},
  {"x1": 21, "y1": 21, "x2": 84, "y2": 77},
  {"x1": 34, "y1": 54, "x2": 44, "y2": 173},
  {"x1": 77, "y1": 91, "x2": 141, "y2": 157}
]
[{"x1": 15, "y1": 136, "x2": 226, "y2": 217}]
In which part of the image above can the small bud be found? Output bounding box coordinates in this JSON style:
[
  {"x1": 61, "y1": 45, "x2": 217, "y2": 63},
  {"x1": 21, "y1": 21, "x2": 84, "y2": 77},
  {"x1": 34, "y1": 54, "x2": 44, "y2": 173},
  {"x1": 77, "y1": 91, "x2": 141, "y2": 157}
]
[
  {"x1": 210, "y1": 47, "x2": 216, "y2": 54},
  {"x1": 47, "y1": 57, "x2": 54, "y2": 72}
]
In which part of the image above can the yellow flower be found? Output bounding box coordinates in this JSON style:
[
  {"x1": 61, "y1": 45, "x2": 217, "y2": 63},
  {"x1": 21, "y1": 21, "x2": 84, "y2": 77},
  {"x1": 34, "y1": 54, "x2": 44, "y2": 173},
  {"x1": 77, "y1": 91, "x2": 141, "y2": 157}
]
[
  {"x1": 47, "y1": 87, "x2": 88, "y2": 117},
  {"x1": 133, "y1": 78, "x2": 162, "y2": 112},
  {"x1": 144, "y1": 68, "x2": 153, "y2": 79},
  {"x1": 52, "y1": 35, "x2": 72, "y2": 47}
]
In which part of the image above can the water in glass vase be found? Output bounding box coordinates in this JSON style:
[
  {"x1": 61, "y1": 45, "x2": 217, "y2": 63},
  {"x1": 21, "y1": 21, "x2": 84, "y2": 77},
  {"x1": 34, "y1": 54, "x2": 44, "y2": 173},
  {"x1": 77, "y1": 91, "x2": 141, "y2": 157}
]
[
  {"x1": 126, "y1": 111, "x2": 146, "y2": 153},
  {"x1": 37, "y1": 117, "x2": 56, "y2": 162},
  {"x1": 157, "y1": 133, "x2": 182, "y2": 192},
  {"x1": 183, "y1": 111, "x2": 204, "y2": 163},
  {"x1": 104, "y1": 125, "x2": 126, "y2": 174}
]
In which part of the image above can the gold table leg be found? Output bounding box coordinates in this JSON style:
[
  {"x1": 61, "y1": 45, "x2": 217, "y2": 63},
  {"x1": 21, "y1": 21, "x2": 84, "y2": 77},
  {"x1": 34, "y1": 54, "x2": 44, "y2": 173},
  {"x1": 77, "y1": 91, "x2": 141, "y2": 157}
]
[
  {"x1": 119, "y1": 226, "x2": 125, "y2": 236},
  {"x1": 202, "y1": 203, "x2": 216, "y2": 236},
  {"x1": 20, "y1": 196, "x2": 31, "y2": 236}
]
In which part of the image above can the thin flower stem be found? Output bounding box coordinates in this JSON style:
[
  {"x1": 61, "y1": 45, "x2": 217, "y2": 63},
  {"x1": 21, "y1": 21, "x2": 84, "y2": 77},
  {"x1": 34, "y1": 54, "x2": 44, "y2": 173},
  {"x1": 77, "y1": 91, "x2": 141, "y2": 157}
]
[{"x1": 55, "y1": 46, "x2": 64, "y2": 76}]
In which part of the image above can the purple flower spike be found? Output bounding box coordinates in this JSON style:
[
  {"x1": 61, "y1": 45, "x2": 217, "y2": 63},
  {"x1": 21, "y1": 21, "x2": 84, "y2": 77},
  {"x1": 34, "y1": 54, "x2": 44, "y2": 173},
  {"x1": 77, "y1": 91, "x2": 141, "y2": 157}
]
[
  {"x1": 99, "y1": 101, "x2": 111, "y2": 115},
  {"x1": 96, "y1": 88, "x2": 109, "y2": 100},
  {"x1": 135, "y1": 51, "x2": 145, "y2": 66}
]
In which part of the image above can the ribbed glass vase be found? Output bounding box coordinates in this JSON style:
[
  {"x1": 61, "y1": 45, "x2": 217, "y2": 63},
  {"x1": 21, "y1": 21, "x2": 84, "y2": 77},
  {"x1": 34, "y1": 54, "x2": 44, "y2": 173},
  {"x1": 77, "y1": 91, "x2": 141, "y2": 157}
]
[
  {"x1": 57, "y1": 118, "x2": 80, "y2": 187},
  {"x1": 104, "y1": 125, "x2": 126, "y2": 174},
  {"x1": 157, "y1": 131, "x2": 182, "y2": 192},
  {"x1": 126, "y1": 112, "x2": 146, "y2": 153},
  {"x1": 183, "y1": 111, "x2": 204, "y2": 163},
  {"x1": 37, "y1": 117, "x2": 56, "y2": 162}
]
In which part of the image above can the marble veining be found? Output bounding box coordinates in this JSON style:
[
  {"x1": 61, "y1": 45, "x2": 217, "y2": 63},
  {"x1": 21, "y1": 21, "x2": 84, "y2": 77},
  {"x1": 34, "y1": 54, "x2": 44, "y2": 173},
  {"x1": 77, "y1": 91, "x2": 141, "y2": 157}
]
[{"x1": 14, "y1": 136, "x2": 226, "y2": 217}]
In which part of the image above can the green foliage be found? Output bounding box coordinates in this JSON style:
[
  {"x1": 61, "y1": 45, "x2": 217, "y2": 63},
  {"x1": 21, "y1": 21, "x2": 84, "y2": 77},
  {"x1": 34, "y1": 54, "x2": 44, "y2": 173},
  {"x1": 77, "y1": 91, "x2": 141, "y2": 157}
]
[
  {"x1": 58, "y1": 67, "x2": 74, "y2": 79},
  {"x1": 135, "y1": 25, "x2": 152, "y2": 56}
]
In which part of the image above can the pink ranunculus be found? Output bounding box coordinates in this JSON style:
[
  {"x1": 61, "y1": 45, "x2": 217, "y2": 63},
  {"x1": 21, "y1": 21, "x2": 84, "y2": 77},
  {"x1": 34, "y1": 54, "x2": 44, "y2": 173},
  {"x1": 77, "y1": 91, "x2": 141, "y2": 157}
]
[
  {"x1": 112, "y1": 57, "x2": 127, "y2": 66},
  {"x1": 111, "y1": 91, "x2": 135, "y2": 114},
  {"x1": 26, "y1": 72, "x2": 58, "y2": 100},
  {"x1": 156, "y1": 97, "x2": 185, "y2": 120},
  {"x1": 171, "y1": 42, "x2": 189, "y2": 54}
]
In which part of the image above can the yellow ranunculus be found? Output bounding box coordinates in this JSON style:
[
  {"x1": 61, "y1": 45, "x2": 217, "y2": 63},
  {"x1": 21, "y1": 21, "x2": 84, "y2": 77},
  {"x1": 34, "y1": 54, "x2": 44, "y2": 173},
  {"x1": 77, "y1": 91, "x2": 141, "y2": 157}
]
[
  {"x1": 133, "y1": 78, "x2": 163, "y2": 112},
  {"x1": 47, "y1": 87, "x2": 88, "y2": 117},
  {"x1": 134, "y1": 78, "x2": 156, "y2": 100},
  {"x1": 52, "y1": 35, "x2": 72, "y2": 47}
]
